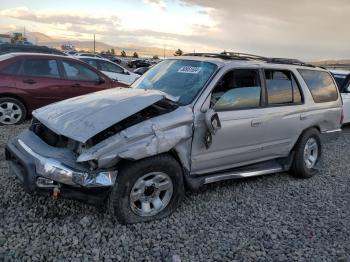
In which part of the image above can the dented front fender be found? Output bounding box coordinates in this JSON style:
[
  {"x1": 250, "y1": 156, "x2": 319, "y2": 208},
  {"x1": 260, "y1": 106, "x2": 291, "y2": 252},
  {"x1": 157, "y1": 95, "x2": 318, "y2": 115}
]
[{"x1": 77, "y1": 107, "x2": 194, "y2": 169}]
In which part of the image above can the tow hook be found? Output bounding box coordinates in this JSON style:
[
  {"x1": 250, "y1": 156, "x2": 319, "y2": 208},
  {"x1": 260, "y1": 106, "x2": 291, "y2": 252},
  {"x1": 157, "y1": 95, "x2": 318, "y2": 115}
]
[{"x1": 52, "y1": 187, "x2": 60, "y2": 200}]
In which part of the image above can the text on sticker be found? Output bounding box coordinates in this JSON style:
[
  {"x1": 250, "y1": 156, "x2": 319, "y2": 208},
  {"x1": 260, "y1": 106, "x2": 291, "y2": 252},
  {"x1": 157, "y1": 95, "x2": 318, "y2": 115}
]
[{"x1": 178, "y1": 66, "x2": 202, "y2": 74}]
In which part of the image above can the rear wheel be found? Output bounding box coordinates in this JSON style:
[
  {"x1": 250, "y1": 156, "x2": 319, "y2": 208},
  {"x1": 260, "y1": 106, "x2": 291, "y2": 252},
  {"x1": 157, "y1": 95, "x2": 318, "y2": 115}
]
[
  {"x1": 108, "y1": 154, "x2": 184, "y2": 224},
  {"x1": 0, "y1": 97, "x2": 26, "y2": 125},
  {"x1": 291, "y1": 128, "x2": 321, "y2": 178}
]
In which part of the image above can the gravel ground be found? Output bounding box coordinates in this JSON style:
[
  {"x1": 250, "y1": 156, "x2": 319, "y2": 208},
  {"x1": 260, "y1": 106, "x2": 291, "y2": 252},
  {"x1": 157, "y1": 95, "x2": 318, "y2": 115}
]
[{"x1": 0, "y1": 123, "x2": 349, "y2": 261}]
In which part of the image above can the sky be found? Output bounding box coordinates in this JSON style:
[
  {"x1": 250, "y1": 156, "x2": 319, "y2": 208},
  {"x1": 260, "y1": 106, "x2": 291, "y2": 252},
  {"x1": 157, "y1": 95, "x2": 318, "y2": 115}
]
[{"x1": 0, "y1": 0, "x2": 349, "y2": 60}]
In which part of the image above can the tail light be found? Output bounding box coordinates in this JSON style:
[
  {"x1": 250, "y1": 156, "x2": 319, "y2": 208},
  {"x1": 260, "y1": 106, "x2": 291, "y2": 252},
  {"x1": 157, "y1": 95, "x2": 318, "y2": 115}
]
[{"x1": 340, "y1": 109, "x2": 344, "y2": 126}]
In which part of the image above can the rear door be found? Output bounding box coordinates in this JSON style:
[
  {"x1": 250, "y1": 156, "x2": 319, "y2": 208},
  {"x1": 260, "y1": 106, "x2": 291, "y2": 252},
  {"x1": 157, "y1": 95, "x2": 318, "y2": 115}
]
[
  {"x1": 258, "y1": 69, "x2": 304, "y2": 156},
  {"x1": 16, "y1": 57, "x2": 69, "y2": 109},
  {"x1": 59, "y1": 59, "x2": 111, "y2": 97}
]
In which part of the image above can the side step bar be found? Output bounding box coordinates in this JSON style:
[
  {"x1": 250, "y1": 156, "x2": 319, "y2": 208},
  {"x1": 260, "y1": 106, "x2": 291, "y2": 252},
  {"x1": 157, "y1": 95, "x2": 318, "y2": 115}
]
[
  {"x1": 184, "y1": 157, "x2": 293, "y2": 190},
  {"x1": 203, "y1": 164, "x2": 283, "y2": 184}
]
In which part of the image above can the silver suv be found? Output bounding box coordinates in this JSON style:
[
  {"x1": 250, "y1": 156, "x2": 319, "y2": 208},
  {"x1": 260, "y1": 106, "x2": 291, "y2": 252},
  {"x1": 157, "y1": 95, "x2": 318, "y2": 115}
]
[{"x1": 6, "y1": 53, "x2": 343, "y2": 223}]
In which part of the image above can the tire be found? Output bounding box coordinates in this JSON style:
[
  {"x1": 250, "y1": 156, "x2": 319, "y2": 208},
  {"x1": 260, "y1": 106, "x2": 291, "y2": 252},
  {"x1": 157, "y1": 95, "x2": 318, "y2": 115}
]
[
  {"x1": 108, "y1": 154, "x2": 184, "y2": 224},
  {"x1": 291, "y1": 128, "x2": 322, "y2": 178},
  {"x1": 0, "y1": 97, "x2": 27, "y2": 125}
]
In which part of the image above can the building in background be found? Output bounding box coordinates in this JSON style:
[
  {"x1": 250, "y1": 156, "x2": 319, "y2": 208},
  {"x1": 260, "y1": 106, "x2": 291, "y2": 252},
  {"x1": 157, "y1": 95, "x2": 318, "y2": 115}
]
[{"x1": 0, "y1": 34, "x2": 11, "y2": 44}]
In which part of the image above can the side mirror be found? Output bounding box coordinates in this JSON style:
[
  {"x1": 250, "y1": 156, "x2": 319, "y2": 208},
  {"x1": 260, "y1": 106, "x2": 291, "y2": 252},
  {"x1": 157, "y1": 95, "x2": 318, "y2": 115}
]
[
  {"x1": 204, "y1": 109, "x2": 221, "y2": 149},
  {"x1": 97, "y1": 77, "x2": 105, "y2": 85},
  {"x1": 205, "y1": 108, "x2": 221, "y2": 134},
  {"x1": 124, "y1": 70, "x2": 130, "y2": 75}
]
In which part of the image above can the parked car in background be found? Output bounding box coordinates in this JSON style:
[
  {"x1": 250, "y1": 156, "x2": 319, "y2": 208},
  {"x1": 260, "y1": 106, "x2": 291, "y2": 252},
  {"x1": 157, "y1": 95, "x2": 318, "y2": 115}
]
[
  {"x1": 330, "y1": 70, "x2": 350, "y2": 124},
  {"x1": 110, "y1": 57, "x2": 122, "y2": 64},
  {"x1": 0, "y1": 44, "x2": 66, "y2": 56},
  {"x1": 79, "y1": 57, "x2": 139, "y2": 85},
  {"x1": 133, "y1": 66, "x2": 149, "y2": 75},
  {"x1": 5, "y1": 53, "x2": 343, "y2": 223},
  {"x1": 0, "y1": 53, "x2": 126, "y2": 125},
  {"x1": 127, "y1": 59, "x2": 151, "y2": 69},
  {"x1": 99, "y1": 54, "x2": 121, "y2": 64},
  {"x1": 74, "y1": 53, "x2": 103, "y2": 58},
  {"x1": 64, "y1": 50, "x2": 78, "y2": 56}
]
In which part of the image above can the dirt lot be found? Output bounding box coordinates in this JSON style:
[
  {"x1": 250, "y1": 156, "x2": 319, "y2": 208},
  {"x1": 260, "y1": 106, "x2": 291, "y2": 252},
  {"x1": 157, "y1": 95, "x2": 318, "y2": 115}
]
[{"x1": 0, "y1": 123, "x2": 349, "y2": 261}]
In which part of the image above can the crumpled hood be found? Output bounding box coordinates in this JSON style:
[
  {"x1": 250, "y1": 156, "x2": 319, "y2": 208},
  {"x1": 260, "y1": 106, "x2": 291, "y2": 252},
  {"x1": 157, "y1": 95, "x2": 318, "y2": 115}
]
[{"x1": 33, "y1": 88, "x2": 177, "y2": 143}]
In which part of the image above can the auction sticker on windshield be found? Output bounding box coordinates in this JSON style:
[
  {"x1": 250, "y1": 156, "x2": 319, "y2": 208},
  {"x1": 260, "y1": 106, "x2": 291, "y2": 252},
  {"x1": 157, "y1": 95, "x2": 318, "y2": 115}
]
[{"x1": 178, "y1": 66, "x2": 202, "y2": 74}]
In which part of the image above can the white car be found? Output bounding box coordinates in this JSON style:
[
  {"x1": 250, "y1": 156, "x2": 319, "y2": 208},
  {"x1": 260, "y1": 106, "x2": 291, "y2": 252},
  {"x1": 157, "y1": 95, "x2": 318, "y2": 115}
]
[
  {"x1": 79, "y1": 57, "x2": 139, "y2": 85},
  {"x1": 74, "y1": 53, "x2": 103, "y2": 58},
  {"x1": 330, "y1": 70, "x2": 350, "y2": 124}
]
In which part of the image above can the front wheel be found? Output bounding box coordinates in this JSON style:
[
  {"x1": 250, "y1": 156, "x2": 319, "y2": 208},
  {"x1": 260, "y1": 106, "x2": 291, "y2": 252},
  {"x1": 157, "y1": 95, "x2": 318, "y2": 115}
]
[
  {"x1": 291, "y1": 128, "x2": 322, "y2": 178},
  {"x1": 108, "y1": 154, "x2": 184, "y2": 224}
]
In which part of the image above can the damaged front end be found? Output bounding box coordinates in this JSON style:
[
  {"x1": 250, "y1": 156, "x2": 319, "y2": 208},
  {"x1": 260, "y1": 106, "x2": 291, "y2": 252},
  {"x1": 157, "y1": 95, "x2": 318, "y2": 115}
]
[{"x1": 5, "y1": 88, "x2": 194, "y2": 204}]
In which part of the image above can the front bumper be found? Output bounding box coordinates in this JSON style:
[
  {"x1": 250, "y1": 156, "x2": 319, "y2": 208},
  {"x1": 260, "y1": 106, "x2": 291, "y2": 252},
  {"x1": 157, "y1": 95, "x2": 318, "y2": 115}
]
[{"x1": 5, "y1": 135, "x2": 117, "y2": 205}]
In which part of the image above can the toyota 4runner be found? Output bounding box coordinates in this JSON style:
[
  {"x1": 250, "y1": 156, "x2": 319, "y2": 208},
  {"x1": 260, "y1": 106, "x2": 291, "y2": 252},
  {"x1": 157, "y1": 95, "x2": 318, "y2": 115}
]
[{"x1": 5, "y1": 53, "x2": 343, "y2": 224}]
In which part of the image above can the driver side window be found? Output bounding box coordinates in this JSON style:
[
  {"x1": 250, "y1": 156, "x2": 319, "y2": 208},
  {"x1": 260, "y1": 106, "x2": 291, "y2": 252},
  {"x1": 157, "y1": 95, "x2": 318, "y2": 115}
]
[{"x1": 211, "y1": 69, "x2": 262, "y2": 111}]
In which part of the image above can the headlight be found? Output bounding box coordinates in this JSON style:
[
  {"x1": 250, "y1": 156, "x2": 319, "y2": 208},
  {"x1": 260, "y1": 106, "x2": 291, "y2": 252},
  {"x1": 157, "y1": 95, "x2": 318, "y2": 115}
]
[{"x1": 18, "y1": 139, "x2": 117, "y2": 187}]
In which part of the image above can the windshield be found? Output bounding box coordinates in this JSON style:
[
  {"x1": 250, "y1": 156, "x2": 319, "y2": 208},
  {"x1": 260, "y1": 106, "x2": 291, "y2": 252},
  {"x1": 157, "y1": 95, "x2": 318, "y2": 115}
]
[
  {"x1": 333, "y1": 74, "x2": 347, "y2": 89},
  {"x1": 132, "y1": 59, "x2": 217, "y2": 105}
]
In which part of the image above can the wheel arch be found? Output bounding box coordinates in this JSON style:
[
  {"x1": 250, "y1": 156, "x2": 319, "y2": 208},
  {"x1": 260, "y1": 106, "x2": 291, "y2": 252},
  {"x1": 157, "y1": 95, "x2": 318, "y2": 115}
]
[{"x1": 292, "y1": 125, "x2": 321, "y2": 152}]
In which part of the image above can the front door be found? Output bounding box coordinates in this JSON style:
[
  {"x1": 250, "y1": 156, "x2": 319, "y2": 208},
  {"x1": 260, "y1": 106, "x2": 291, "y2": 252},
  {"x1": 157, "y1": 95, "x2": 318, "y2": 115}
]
[{"x1": 191, "y1": 69, "x2": 269, "y2": 174}]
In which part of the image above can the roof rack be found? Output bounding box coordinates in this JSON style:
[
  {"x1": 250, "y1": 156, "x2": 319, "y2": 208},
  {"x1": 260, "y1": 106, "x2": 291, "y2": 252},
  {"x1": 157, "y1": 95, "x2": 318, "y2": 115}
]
[
  {"x1": 220, "y1": 51, "x2": 269, "y2": 61},
  {"x1": 183, "y1": 52, "x2": 315, "y2": 67},
  {"x1": 183, "y1": 53, "x2": 250, "y2": 60},
  {"x1": 266, "y1": 58, "x2": 315, "y2": 67}
]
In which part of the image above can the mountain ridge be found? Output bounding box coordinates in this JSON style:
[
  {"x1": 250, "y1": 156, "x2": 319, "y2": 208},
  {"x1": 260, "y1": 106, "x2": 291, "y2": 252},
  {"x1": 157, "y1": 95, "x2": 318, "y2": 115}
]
[{"x1": 26, "y1": 32, "x2": 176, "y2": 57}]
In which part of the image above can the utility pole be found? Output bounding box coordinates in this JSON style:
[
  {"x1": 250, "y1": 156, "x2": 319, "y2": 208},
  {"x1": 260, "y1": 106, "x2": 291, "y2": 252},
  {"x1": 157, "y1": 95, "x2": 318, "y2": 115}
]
[
  {"x1": 163, "y1": 44, "x2": 166, "y2": 59},
  {"x1": 93, "y1": 34, "x2": 96, "y2": 54}
]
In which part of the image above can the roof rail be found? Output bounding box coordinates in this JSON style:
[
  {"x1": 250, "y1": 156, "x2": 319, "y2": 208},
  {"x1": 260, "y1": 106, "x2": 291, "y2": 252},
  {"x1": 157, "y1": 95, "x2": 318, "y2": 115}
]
[
  {"x1": 183, "y1": 52, "x2": 315, "y2": 67},
  {"x1": 266, "y1": 58, "x2": 315, "y2": 67},
  {"x1": 220, "y1": 51, "x2": 269, "y2": 61},
  {"x1": 183, "y1": 53, "x2": 250, "y2": 60}
]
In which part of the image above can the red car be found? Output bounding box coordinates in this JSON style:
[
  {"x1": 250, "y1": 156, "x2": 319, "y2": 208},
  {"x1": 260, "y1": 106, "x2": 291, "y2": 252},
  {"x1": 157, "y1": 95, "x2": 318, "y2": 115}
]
[{"x1": 0, "y1": 53, "x2": 127, "y2": 125}]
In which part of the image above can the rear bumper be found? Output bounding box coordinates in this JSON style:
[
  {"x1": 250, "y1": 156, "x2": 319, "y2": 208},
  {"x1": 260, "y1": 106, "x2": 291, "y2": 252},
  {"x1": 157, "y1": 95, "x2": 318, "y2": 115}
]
[{"x1": 5, "y1": 137, "x2": 113, "y2": 205}]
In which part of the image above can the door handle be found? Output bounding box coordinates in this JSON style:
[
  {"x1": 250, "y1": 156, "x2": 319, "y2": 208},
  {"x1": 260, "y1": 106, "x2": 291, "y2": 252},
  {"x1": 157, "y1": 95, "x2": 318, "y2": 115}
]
[
  {"x1": 251, "y1": 120, "x2": 263, "y2": 127},
  {"x1": 23, "y1": 79, "x2": 36, "y2": 84},
  {"x1": 71, "y1": 83, "x2": 81, "y2": 87}
]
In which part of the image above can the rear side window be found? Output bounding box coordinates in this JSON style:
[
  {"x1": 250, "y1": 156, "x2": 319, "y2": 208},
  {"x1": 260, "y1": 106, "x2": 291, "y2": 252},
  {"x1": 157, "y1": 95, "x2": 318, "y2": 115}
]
[
  {"x1": 265, "y1": 70, "x2": 302, "y2": 105},
  {"x1": 298, "y1": 69, "x2": 338, "y2": 103},
  {"x1": 23, "y1": 59, "x2": 60, "y2": 78},
  {"x1": 62, "y1": 60, "x2": 100, "y2": 81},
  {"x1": 99, "y1": 61, "x2": 124, "y2": 73},
  {"x1": 81, "y1": 58, "x2": 98, "y2": 69},
  {"x1": 0, "y1": 60, "x2": 21, "y2": 75}
]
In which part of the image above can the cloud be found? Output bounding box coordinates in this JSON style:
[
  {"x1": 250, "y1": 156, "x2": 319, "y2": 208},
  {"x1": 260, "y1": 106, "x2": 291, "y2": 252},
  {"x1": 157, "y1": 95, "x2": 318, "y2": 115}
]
[
  {"x1": 179, "y1": 0, "x2": 350, "y2": 59},
  {"x1": 0, "y1": 7, "x2": 120, "y2": 26},
  {"x1": 143, "y1": 0, "x2": 167, "y2": 11}
]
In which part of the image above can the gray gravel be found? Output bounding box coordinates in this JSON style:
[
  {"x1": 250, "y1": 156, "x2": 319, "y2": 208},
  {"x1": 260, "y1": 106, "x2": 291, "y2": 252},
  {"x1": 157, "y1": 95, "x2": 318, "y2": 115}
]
[{"x1": 0, "y1": 123, "x2": 349, "y2": 261}]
